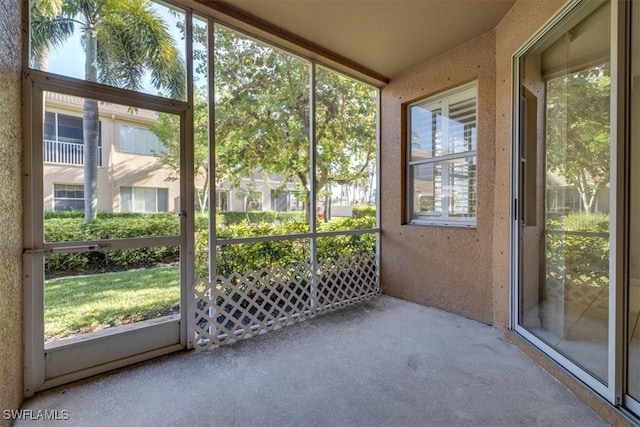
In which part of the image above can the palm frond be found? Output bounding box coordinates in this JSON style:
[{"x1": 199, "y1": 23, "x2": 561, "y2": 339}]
[
  {"x1": 30, "y1": 0, "x2": 74, "y2": 64},
  {"x1": 97, "y1": 0, "x2": 185, "y2": 99}
]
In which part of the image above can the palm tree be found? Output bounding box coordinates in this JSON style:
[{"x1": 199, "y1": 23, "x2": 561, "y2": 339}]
[{"x1": 31, "y1": 0, "x2": 185, "y2": 221}]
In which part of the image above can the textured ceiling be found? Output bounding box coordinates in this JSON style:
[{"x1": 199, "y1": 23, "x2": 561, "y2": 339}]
[{"x1": 215, "y1": 0, "x2": 516, "y2": 80}]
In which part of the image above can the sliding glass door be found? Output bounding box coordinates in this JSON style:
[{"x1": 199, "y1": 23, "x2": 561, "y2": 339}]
[
  {"x1": 513, "y1": 0, "x2": 615, "y2": 401},
  {"x1": 512, "y1": 0, "x2": 640, "y2": 415}
]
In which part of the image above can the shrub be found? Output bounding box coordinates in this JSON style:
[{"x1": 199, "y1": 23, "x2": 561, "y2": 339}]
[
  {"x1": 193, "y1": 218, "x2": 376, "y2": 279},
  {"x1": 546, "y1": 212, "x2": 610, "y2": 288},
  {"x1": 81, "y1": 214, "x2": 179, "y2": 239},
  {"x1": 45, "y1": 212, "x2": 375, "y2": 277},
  {"x1": 44, "y1": 210, "x2": 84, "y2": 220},
  {"x1": 44, "y1": 210, "x2": 172, "y2": 220},
  {"x1": 352, "y1": 205, "x2": 376, "y2": 219},
  {"x1": 217, "y1": 211, "x2": 304, "y2": 226},
  {"x1": 44, "y1": 213, "x2": 180, "y2": 274}
]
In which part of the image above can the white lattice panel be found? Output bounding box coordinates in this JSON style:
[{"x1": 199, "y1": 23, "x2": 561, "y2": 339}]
[
  {"x1": 316, "y1": 253, "x2": 379, "y2": 312},
  {"x1": 193, "y1": 253, "x2": 379, "y2": 350}
]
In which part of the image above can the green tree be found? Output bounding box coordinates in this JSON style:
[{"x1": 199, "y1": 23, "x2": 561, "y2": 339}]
[
  {"x1": 546, "y1": 63, "x2": 610, "y2": 214},
  {"x1": 151, "y1": 88, "x2": 212, "y2": 212},
  {"x1": 30, "y1": 0, "x2": 73, "y2": 70},
  {"x1": 31, "y1": 0, "x2": 185, "y2": 221},
  {"x1": 213, "y1": 26, "x2": 376, "y2": 218}
]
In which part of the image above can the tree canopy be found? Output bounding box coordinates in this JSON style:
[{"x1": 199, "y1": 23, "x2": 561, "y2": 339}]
[
  {"x1": 152, "y1": 25, "x2": 377, "y2": 217},
  {"x1": 546, "y1": 63, "x2": 610, "y2": 214},
  {"x1": 213, "y1": 26, "x2": 377, "y2": 214}
]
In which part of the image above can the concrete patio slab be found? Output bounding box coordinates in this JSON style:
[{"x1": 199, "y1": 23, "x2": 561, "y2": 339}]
[{"x1": 15, "y1": 295, "x2": 606, "y2": 426}]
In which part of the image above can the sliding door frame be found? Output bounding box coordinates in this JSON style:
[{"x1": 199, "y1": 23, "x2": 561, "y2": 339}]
[{"x1": 510, "y1": 0, "x2": 628, "y2": 407}]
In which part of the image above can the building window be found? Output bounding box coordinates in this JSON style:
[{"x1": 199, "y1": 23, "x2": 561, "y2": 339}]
[
  {"x1": 120, "y1": 124, "x2": 167, "y2": 156},
  {"x1": 215, "y1": 189, "x2": 230, "y2": 211},
  {"x1": 245, "y1": 192, "x2": 262, "y2": 211},
  {"x1": 44, "y1": 112, "x2": 102, "y2": 166},
  {"x1": 407, "y1": 82, "x2": 477, "y2": 226},
  {"x1": 53, "y1": 184, "x2": 85, "y2": 211},
  {"x1": 546, "y1": 185, "x2": 589, "y2": 214},
  {"x1": 271, "y1": 190, "x2": 304, "y2": 212},
  {"x1": 120, "y1": 187, "x2": 169, "y2": 212}
]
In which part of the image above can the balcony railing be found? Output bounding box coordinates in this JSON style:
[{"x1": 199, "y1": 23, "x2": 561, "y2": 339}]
[{"x1": 44, "y1": 139, "x2": 102, "y2": 166}]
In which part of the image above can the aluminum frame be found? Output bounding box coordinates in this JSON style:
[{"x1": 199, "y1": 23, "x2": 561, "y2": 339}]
[
  {"x1": 510, "y1": 0, "x2": 626, "y2": 408},
  {"x1": 23, "y1": 0, "x2": 196, "y2": 392}
]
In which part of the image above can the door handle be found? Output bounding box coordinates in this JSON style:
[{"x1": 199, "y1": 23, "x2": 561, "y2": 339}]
[{"x1": 24, "y1": 243, "x2": 111, "y2": 255}]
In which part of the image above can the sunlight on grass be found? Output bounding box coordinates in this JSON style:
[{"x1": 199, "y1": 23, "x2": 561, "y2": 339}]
[{"x1": 45, "y1": 266, "x2": 180, "y2": 342}]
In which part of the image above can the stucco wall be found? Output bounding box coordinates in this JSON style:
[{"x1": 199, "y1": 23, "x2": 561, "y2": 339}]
[
  {"x1": 0, "y1": 0, "x2": 24, "y2": 423},
  {"x1": 492, "y1": 0, "x2": 570, "y2": 329},
  {"x1": 380, "y1": 31, "x2": 496, "y2": 325}
]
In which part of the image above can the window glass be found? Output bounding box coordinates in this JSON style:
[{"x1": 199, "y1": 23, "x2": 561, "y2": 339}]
[
  {"x1": 53, "y1": 184, "x2": 85, "y2": 211},
  {"x1": 57, "y1": 115, "x2": 83, "y2": 143},
  {"x1": 158, "y1": 188, "x2": 169, "y2": 212},
  {"x1": 215, "y1": 189, "x2": 229, "y2": 212},
  {"x1": 43, "y1": 109, "x2": 102, "y2": 166},
  {"x1": 408, "y1": 83, "x2": 477, "y2": 226},
  {"x1": 120, "y1": 125, "x2": 165, "y2": 156},
  {"x1": 120, "y1": 187, "x2": 169, "y2": 213},
  {"x1": 120, "y1": 187, "x2": 133, "y2": 212},
  {"x1": 44, "y1": 112, "x2": 55, "y2": 140},
  {"x1": 516, "y1": 1, "x2": 611, "y2": 383}
]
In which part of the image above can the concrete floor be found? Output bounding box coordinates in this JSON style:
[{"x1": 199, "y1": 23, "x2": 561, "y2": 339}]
[{"x1": 16, "y1": 295, "x2": 606, "y2": 427}]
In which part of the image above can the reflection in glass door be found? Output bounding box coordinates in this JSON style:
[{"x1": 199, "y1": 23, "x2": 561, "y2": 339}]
[{"x1": 515, "y1": 0, "x2": 612, "y2": 387}]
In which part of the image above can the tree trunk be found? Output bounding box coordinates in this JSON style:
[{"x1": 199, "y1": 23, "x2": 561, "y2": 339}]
[
  {"x1": 83, "y1": 28, "x2": 99, "y2": 221},
  {"x1": 324, "y1": 192, "x2": 330, "y2": 222},
  {"x1": 201, "y1": 168, "x2": 210, "y2": 213},
  {"x1": 33, "y1": 45, "x2": 50, "y2": 71},
  {"x1": 578, "y1": 188, "x2": 596, "y2": 214}
]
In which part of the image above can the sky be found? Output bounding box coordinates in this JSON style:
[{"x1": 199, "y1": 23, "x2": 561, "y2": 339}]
[{"x1": 44, "y1": 1, "x2": 190, "y2": 97}]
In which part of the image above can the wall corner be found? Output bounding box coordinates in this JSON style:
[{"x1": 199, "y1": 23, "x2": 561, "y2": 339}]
[{"x1": 0, "y1": 0, "x2": 25, "y2": 423}]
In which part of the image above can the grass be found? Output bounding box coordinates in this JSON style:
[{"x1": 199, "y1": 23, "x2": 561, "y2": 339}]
[{"x1": 45, "y1": 266, "x2": 180, "y2": 342}]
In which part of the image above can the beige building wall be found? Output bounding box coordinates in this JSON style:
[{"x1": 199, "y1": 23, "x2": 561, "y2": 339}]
[
  {"x1": 380, "y1": 0, "x2": 572, "y2": 330},
  {"x1": 42, "y1": 102, "x2": 181, "y2": 214},
  {"x1": 492, "y1": 0, "x2": 570, "y2": 329},
  {"x1": 380, "y1": 31, "x2": 497, "y2": 325},
  {"x1": 0, "y1": 0, "x2": 24, "y2": 423}
]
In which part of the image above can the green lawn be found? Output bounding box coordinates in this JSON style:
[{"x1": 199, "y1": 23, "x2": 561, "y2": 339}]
[{"x1": 45, "y1": 266, "x2": 180, "y2": 342}]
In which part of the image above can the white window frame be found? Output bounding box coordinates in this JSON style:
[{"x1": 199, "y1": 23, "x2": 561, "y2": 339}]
[
  {"x1": 120, "y1": 186, "x2": 169, "y2": 213},
  {"x1": 215, "y1": 189, "x2": 230, "y2": 211},
  {"x1": 52, "y1": 183, "x2": 85, "y2": 211},
  {"x1": 271, "y1": 189, "x2": 304, "y2": 212},
  {"x1": 44, "y1": 111, "x2": 103, "y2": 166},
  {"x1": 407, "y1": 82, "x2": 477, "y2": 227},
  {"x1": 246, "y1": 192, "x2": 263, "y2": 211},
  {"x1": 119, "y1": 123, "x2": 167, "y2": 156}
]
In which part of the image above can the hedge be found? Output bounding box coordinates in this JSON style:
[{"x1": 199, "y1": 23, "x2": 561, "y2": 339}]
[
  {"x1": 218, "y1": 211, "x2": 303, "y2": 225},
  {"x1": 352, "y1": 205, "x2": 375, "y2": 219},
  {"x1": 45, "y1": 212, "x2": 375, "y2": 276},
  {"x1": 546, "y1": 212, "x2": 610, "y2": 288},
  {"x1": 45, "y1": 214, "x2": 181, "y2": 275},
  {"x1": 198, "y1": 216, "x2": 376, "y2": 278}
]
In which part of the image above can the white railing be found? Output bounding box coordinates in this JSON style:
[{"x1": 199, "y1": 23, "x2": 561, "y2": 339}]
[{"x1": 44, "y1": 140, "x2": 102, "y2": 166}]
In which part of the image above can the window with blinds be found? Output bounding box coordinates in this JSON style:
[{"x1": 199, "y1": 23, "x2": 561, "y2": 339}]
[
  {"x1": 120, "y1": 124, "x2": 168, "y2": 156},
  {"x1": 407, "y1": 82, "x2": 477, "y2": 226},
  {"x1": 120, "y1": 186, "x2": 169, "y2": 212},
  {"x1": 53, "y1": 184, "x2": 85, "y2": 211}
]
